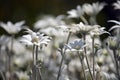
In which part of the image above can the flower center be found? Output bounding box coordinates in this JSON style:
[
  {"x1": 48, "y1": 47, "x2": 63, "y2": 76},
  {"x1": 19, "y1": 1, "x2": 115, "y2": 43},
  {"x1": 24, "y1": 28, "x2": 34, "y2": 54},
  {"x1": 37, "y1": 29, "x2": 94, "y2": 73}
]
[{"x1": 31, "y1": 37, "x2": 39, "y2": 43}]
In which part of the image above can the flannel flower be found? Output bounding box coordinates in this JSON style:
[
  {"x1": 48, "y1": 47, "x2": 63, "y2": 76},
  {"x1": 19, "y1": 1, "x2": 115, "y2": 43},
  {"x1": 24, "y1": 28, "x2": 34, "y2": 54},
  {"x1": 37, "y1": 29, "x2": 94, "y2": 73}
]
[
  {"x1": 34, "y1": 15, "x2": 65, "y2": 29},
  {"x1": 90, "y1": 26, "x2": 110, "y2": 38},
  {"x1": 0, "y1": 21, "x2": 25, "y2": 34},
  {"x1": 67, "y1": 5, "x2": 84, "y2": 18},
  {"x1": 113, "y1": 1, "x2": 120, "y2": 9},
  {"x1": 73, "y1": 22, "x2": 95, "y2": 35},
  {"x1": 82, "y1": 2, "x2": 106, "y2": 16},
  {"x1": 65, "y1": 39, "x2": 85, "y2": 52},
  {"x1": 20, "y1": 29, "x2": 51, "y2": 46}
]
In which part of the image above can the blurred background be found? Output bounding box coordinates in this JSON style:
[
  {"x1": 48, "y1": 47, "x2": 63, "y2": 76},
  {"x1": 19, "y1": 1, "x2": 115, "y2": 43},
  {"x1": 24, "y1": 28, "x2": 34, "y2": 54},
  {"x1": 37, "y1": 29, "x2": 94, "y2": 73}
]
[{"x1": 0, "y1": 0, "x2": 118, "y2": 29}]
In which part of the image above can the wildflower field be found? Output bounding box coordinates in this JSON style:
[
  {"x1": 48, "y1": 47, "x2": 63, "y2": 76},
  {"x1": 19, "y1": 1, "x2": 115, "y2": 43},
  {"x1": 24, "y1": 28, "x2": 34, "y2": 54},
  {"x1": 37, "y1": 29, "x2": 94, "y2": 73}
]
[{"x1": 0, "y1": 1, "x2": 120, "y2": 80}]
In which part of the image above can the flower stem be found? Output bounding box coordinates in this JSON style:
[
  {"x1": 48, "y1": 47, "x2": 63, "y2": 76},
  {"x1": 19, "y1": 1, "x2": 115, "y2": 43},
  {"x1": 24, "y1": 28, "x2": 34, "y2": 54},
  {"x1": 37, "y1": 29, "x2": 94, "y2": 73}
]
[
  {"x1": 0, "y1": 45, "x2": 1, "y2": 54},
  {"x1": 0, "y1": 71, "x2": 5, "y2": 80},
  {"x1": 57, "y1": 32, "x2": 71, "y2": 80},
  {"x1": 92, "y1": 38, "x2": 95, "y2": 80},
  {"x1": 113, "y1": 49, "x2": 120, "y2": 79},
  {"x1": 33, "y1": 44, "x2": 35, "y2": 65},
  {"x1": 35, "y1": 45, "x2": 39, "y2": 80},
  {"x1": 83, "y1": 35, "x2": 94, "y2": 80},
  {"x1": 89, "y1": 16, "x2": 97, "y2": 25},
  {"x1": 80, "y1": 16, "x2": 88, "y2": 25},
  {"x1": 77, "y1": 51, "x2": 87, "y2": 80}
]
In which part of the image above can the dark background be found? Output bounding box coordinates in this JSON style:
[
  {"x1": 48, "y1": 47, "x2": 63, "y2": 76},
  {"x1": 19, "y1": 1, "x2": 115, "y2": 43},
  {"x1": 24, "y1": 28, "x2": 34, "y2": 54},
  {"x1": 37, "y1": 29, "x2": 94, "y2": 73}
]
[{"x1": 0, "y1": 0, "x2": 119, "y2": 30}]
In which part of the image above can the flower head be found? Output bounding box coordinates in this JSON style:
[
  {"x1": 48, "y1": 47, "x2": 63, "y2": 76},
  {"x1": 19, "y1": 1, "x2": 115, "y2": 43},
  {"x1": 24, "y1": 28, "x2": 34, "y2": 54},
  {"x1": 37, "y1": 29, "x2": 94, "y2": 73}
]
[
  {"x1": 113, "y1": 1, "x2": 120, "y2": 9},
  {"x1": 67, "y1": 5, "x2": 84, "y2": 18},
  {"x1": 107, "y1": 36, "x2": 119, "y2": 50},
  {"x1": 82, "y1": 2, "x2": 106, "y2": 16},
  {"x1": 65, "y1": 39, "x2": 85, "y2": 51},
  {"x1": 90, "y1": 25, "x2": 110, "y2": 37},
  {"x1": 73, "y1": 22, "x2": 95, "y2": 35},
  {"x1": 0, "y1": 21, "x2": 25, "y2": 34},
  {"x1": 34, "y1": 15, "x2": 65, "y2": 29},
  {"x1": 20, "y1": 29, "x2": 51, "y2": 46}
]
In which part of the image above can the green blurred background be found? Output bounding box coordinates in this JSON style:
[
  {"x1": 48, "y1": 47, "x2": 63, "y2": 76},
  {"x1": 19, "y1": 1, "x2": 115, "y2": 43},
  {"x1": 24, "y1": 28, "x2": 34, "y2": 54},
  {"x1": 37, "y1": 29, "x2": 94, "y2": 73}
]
[
  {"x1": 0, "y1": 0, "x2": 98, "y2": 25},
  {"x1": 0, "y1": 0, "x2": 119, "y2": 30}
]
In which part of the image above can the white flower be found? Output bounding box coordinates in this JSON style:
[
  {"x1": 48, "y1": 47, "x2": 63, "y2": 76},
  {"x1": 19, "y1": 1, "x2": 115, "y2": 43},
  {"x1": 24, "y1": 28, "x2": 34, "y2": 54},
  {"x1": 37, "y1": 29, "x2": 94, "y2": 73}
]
[
  {"x1": 0, "y1": 35, "x2": 11, "y2": 46},
  {"x1": 113, "y1": 1, "x2": 120, "y2": 9},
  {"x1": 59, "y1": 24, "x2": 79, "y2": 33},
  {"x1": 65, "y1": 39, "x2": 85, "y2": 51},
  {"x1": 7, "y1": 39, "x2": 26, "y2": 54},
  {"x1": 15, "y1": 71, "x2": 29, "y2": 80},
  {"x1": 67, "y1": 5, "x2": 84, "y2": 18},
  {"x1": 90, "y1": 25, "x2": 110, "y2": 37},
  {"x1": 73, "y1": 22, "x2": 95, "y2": 35},
  {"x1": 40, "y1": 27, "x2": 66, "y2": 37},
  {"x1": 20, "y1": 29, "x2": 51, "y2": 46},
  {"x1": 34, "y1": 15, "x2": 65, "y2": 29},
  {"x1": 107, "y1": 37, "x2": 119, "y2": 49},
  {"x1": 82, "y1": 2, "x2": 106, "y2": 16},
  {"x1": 0, "y1": 21, "x2": 25, "y2": 34}
]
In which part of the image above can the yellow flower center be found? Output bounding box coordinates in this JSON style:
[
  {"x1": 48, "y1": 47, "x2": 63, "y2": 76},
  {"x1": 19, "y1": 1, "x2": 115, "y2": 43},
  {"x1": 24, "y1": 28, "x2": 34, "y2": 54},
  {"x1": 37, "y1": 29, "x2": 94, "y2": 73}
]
[{"x1": 31, "y1": 37, "x2": 39, "y2": 43}]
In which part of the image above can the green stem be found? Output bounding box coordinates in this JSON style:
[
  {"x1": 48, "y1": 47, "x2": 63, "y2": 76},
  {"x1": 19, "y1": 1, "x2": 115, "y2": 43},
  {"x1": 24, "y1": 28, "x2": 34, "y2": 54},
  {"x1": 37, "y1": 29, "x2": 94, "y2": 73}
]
[
  {"x1": 36, "y1": 45, "x2": 38, "y2": 64},
  {"x1": 0, "y1": 45, "x2": 1, "y2": 54},
  {"x1": 0, "y1": 71, "x2": 5, "y2": 80},
  {"x1": 89, "y1": 16, "x2": 97, "y2": 25},
  {"x1": 113, "y1": 50, "x2": 120, "y2": 79},
  {"x1": 33, "y1": 44, "x2": 35, "y2": 65},
  {"x1": 92, "y1": 38, "x2": 95, "y2": 80},
  {"x1": 80, "y1": 16, "x2": 88, "y2": 25},
  {"x1": 35, "y1": 45, "x2": 38, "y2": 80},
  {"x1": 57, "y1": 32, "x2": 71, "y2": 80},
  {"x1": 83, "y1": 35, "x2": 94, "y2": 80},
  {"x1": 77, "y1": 51, "x2": 87, "y2": 80}
]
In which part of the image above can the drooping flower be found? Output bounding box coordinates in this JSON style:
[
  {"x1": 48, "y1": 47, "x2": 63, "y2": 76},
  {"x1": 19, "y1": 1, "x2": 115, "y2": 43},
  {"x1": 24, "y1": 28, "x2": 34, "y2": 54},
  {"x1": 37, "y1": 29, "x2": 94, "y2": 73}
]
[
  {"x1": 34, "y1": 15, "x2": 65, "y2": 29},
  {"x1": 59, "y1": 24, "x2": 79, "y2": 33},
  {"x1": 82, "y1": 2, "x2": 106, "y2": 16},
  {"x1": 0, "y1": 35, "x2": 11, "y2": 46},
  {"x1": 0, "y1": 21, "x2": 25, "y2": 34},
  {"x1": 113, "y1": 0, "x2": 120, "y2": 9},
  {"x1": 73, "y1": 22, "x2": 95, "y2": 35},
  {"x1": 107, "y1": 36, "x2": 119, "y2": 50},
  {"x1": 67, "y1": 5, "x2": 84, "y2": 18},
  {"x1": 90, "y1": 26, "x2": 110, "y2": 37},
  {"x1": 19, "y1": 29, "x2": 51, "y2": 46},
  {"x1": 65, "y1": 39, "x2": 85, "y2": 51}
]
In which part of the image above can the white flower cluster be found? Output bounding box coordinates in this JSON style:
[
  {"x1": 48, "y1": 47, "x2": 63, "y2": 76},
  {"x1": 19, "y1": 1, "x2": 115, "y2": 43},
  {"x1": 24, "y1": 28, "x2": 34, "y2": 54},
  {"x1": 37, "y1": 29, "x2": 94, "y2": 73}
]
[{"x1": 0, "y1": 1, "x2": 120, "y2": 80}]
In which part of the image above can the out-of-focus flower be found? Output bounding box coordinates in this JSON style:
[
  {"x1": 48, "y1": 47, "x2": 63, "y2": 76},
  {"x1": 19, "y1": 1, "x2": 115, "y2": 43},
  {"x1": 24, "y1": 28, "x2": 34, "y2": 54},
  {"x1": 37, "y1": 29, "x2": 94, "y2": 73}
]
[
  {"x1": 34, "y1": 15, "x2": 65, "y2": 29},
  {"x1": 65, "y1": 39, "x2": 85, "y2": 51},
  {"x1": 15, "y1": 71, "x2": 29, "y2": 80},
  {"x1": 20, "y1": 29, "x2": 51, "y2": 46},
  {"x1": 82, "y1": 2, "x2": 106, "y2": 16},
  {"x1": 67, "y1": 5, "x2": 84, "y2": 18},
  {"x1": 73, "y1": 22, "x2": 95, "y2": 35},
  {"x1": 0, "y1": 21, "x2": 25, "y2": 34},
  {"x1": 90, "y1": 26, "x2": 110, "y2": 37},
  {"x1": 40, "y1": 26, "x2": 67, "y2": 37},
  {"x1": 0, "y1": 35, "x2": 11, "y2": 46},
  {"x1": 107, "y1": 37, "x2": 119, "y2": 50},
  {"x1": 113, "y1": 1, "x2": 120, "y2": 9},
  {"x1": 59, "y1": 24, "x2": 79, "y2": 33},
  {"x1": 7, "y1": 39, "x2": 26, "y2": 54}
]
